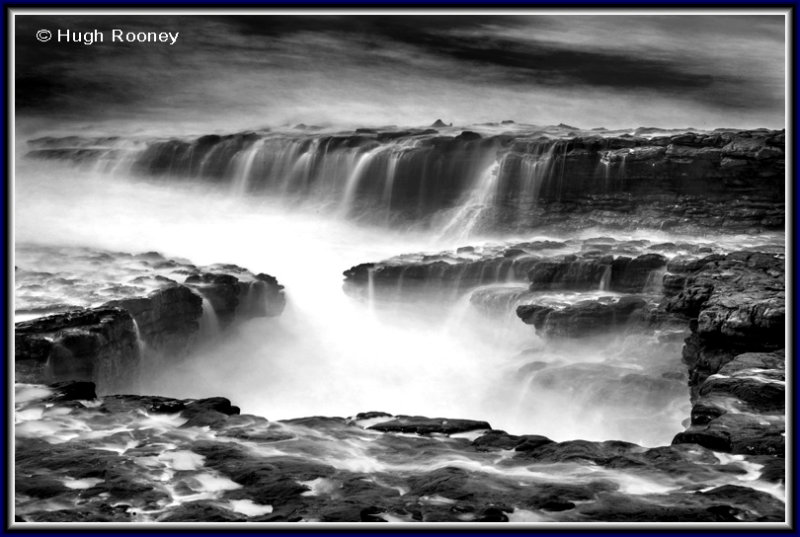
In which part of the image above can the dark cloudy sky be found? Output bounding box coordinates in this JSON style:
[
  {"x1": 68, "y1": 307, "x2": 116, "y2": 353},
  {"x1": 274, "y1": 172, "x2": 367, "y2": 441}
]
[{"x1": 14, "y1": 12, "x2": 787, "y2": 134}]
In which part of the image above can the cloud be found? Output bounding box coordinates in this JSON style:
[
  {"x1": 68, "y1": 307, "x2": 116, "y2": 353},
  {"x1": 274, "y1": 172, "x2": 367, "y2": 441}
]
[{"x1": 13, "y1": 13, "x2": 786, "y2": 132}]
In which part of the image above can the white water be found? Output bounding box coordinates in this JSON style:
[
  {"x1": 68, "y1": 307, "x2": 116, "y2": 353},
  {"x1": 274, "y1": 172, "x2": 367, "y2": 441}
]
[
  {"x1": 438, "y1": 161, "x2": 500, "y2": 242},
  {"x1": 339, "y1": 146, "x2": 385, "y2": 217},
  {"x1": 198, "y1": 296, "x2": 221, "y2": 339},
  {"x1": 15, "y1": 157, "x2": 780, "y2": 445},
  {"x1": 232, "y1": 139, "x2": 265, "y2": 195},
  {"x1": 16, "y1": 161, "x2": 524, "y2": 427}
]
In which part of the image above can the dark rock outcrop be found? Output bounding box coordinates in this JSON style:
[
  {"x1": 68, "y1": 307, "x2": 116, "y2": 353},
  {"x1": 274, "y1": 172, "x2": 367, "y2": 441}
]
[
  {"x1": 343, "y1": 241, "x2": 573, "y2": 297},
  {"x1": 665, "y1": 251, "x2": 784, "y2": 397},
  {"x1": 470, "y1": 430, "x2": 555, "y2": 452},
  {"x1": 526, "y1": 253, "x2": 666, "y2": 293},
  {"x1": 15, "y1": 248, "x2": 286, "y2": 392},
  {"x1": 367, "y1": 416, "x2": 491, "y2": 435},
  {"x1": 14, "y1": 384, "x2": 785, "y2": 523},
  {"x1": 344, "y1": 238, "x2": 679, "y2": 299},
  {"x1": 15, "y1": 308, "x2": 141, "y2": 392},
  {"x1": 672, "y1": 350, "x2": 785, "y2": 456},
  {"x1": 105, "y1": 284, "x2": 203, "y2": 357},
  {"x1": 667, "y1": 252, "x2": 785, "y2": 456},
  {"x1": 526, "y1": 255, "x2": 611, "y2": 291},
  {"x1": 46, "y1": 380, "x2": 98, "y2": 402},
  {"x1": 477, "y1": 244, "x2": 784, "y2": 466},
  {"x1": 516, "y1": 296, "x2": 648, "y2": 338}
]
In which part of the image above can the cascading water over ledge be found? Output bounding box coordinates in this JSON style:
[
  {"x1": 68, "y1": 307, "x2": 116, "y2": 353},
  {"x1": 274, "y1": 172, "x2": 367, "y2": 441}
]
[{"x1": 25, "y1": 125, "x2": 785, "y2": 235}]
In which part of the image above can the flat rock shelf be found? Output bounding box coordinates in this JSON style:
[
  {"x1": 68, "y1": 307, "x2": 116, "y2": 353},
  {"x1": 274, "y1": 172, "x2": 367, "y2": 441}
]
[{"x1": 15, "y1": 383, "x2": 784, "y2": 523}]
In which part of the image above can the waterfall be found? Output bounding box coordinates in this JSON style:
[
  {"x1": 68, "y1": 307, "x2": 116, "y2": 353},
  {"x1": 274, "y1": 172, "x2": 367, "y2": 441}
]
[
  {"x1": 599, "y1": 265, "x2": 612, "y2": 291},
  {"x1": 618, "y1": 151, "x2": 629, "y2": 181},
  {"x1": 382, "y1": 149, "x2": 401, "y2": 207},
  {"x1": 24, "y1": 129, "x2": 668, "y2": 234},
  {"x1": 340, "y1": 146, "x2": 385, "y2": 217},
  {"x1": 232, "y1": 139, "x2": 265, "y2": 195},
  {"x1": 91, "y1": 317, "x2": 149, "y2": 395},
  {"x1": 198, "y1": 296, "x2": 221, "y2": 338},
  {"x1": 329, "y1": 146, "x2": 362, "y2": 205},
  {"x1": 520, "y1": 142, "x2": 558, "y2": 205},
  {"x1": 197, "y1": 142, "x2": 224, "y2": 178},
  {"x1": 131, "y1": 318, "x2": 147, "y2": 358},
  {"x1": 643, "y1": 267, "x2": 667, "y2": 295},
  {"x1": 438, "y1": 161, "x2": 501, "y2": 242},
  {"x1": 105, "y1": 147, "x2": 140, "y2": 177},
  {"x1": 26, "y1": 132, "x2": 501, "y2": 224},
  {"x1": 550, "y1": 141, "x2": 569, "y2": 200},
  {"x1": 597, "y1": 151, "x2": 612, "y2": 190},
  {"x1": 129, "y1": 318, "x2": 150, "y2": 391},
  {"x1": 366, "y1": 267, "x2": 376, "y2": 314},
  {"x1": 241, "y1": 281, "x2": 259, "y2": 316},
  {"x1": 284, "y1": 141, "x2": 316, "y2": 195},
  {"x1": 90, "y1": 149, "x2": 118, "y2": 175},
  {"x1": 511, "y1": 141, "x2": 559, "y2": 224}
]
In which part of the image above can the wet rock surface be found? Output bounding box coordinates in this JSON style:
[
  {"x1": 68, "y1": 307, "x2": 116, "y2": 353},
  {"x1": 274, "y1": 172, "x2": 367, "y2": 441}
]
[
  {"x1": 366, "y1": 416, "x2": 491, "y2": 435},
  {"x1": 15, "y1": 308, "x2": 141, "y2": 392},
  {"x1": 344, "y1": 237, "x2": 712, "y2": 299},
  {"x1": 15, "y1": 245, "x2": 285, "y2": 390},
  {"x1": 665, "y1": 252, "x2": 785, "y2": 457},
  {"x1": 14, "y1": 383, "x2": 784, "y2": 523},
  {"x1": 516, "y1": 296, "x2": 648, "y2": 338}
]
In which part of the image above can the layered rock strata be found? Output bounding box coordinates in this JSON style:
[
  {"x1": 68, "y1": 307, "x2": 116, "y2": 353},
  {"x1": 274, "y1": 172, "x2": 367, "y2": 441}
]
[
  {"x1": 344, "y1": 237, "x2": 716, "y2": 299},
  {"x1": 665, "y1": 252, "x2": 785, "y2": 456},
  {"x1": 14, "y1": 246, "x2": 285, "y2": 391},
  {"x1": 25, "y1": 127, "x2": 785, "y2": 233}
]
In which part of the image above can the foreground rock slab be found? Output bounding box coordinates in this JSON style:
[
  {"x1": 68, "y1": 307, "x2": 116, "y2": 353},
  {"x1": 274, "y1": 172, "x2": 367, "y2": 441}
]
[{"x1": 14, "y1": 382, "x2": 784, "y2": 524}]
